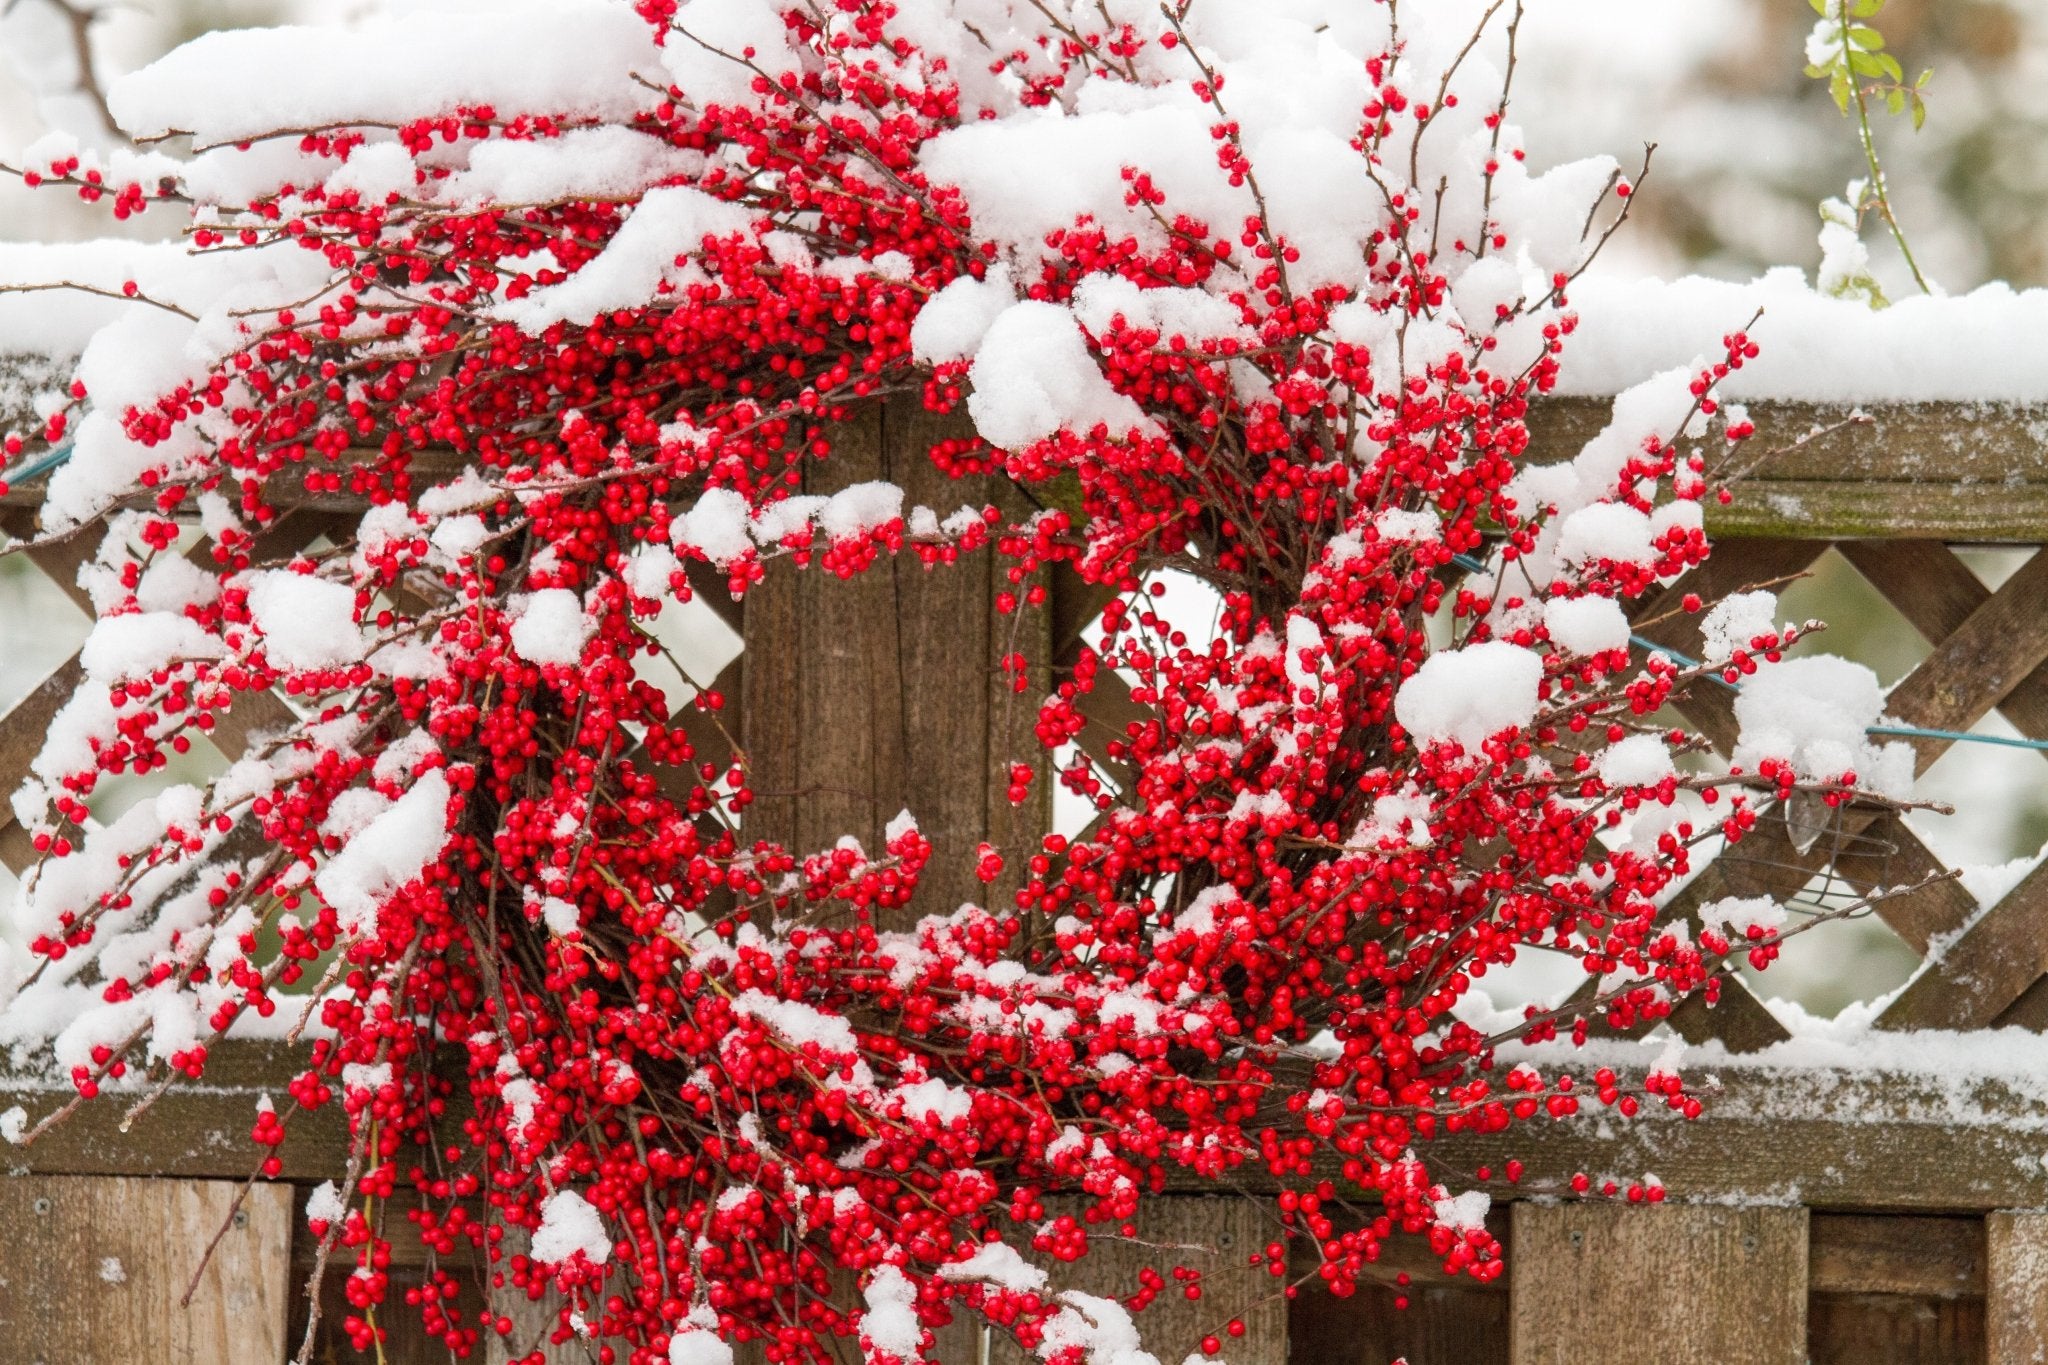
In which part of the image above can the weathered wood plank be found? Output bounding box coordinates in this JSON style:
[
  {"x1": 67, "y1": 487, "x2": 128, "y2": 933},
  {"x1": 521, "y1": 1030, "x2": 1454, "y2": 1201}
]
[
  {"x1": 0, "y1": 1041, "x2": 349, "y2": 1181},
  {"x1": 0, "y1": 653, "x2": 84, "y2": 838},
  {"x1": 0, "y1": 1174, "x2": 292, "y2": 1364},
  {"x1": 1289, "y1": 1282, "x2": 1508, "y2": 1365},
  {"x1": 1878, "y1": 857, "x2": 2048, "y2": 1032},
  {"x1": 1706, "y1": 478, "x2": 2048, "y2": 541},
  {"x1": 1883, "y1": 544, "x2": 2048, "y2": 771},
  {"x1": 984, "y1": 474, "x2": 1054, "y2": 915},
  {"x1": 1525, "y1": 398, "x2": 2048, "y2": 486},
  {"x1": 1985, "y1": 1210, "x2": 2048, "y2": 1365},
  {"x1": 989, "y1": 1197, "x2": 1287, "y2": 1365},
  {"x1": 742, "y1": 399, "x2": 1041, "y2": 927},
  {"x1": 1401, "y1": 1066, "x2": 2048, "y2": 1214},
  {"x1": 1837, "y1": 539, "x2": 1997, "y2": 646},
  {"x1": 1285, "y1": 1211, "x2": 1983, "y2": 1300},
  {"x1": 1807, "y1": 1294, "x2": 1985, "y2": 1365},
  {"x1": 1508, "y1": 1204, "x2": 1807, "y2": 1365},
  {"x1": 6, "y1": 399, "x2": 2046, "y2": 538},
  {"x1": 17, "y1": 1046, "x2": 2048, "y2": 1214},
  {"x1": 1811, "y1": 1214, "x2": 1984, "y2": 1298}
]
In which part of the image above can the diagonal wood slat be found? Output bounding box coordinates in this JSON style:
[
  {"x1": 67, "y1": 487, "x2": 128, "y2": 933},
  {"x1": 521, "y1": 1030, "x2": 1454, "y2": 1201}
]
[{"x1": 1878, "y1": 858, "x2": 2048, "y2": 1031}]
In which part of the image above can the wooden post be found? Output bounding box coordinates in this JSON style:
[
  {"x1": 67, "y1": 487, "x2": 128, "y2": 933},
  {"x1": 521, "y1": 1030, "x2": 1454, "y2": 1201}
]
[
  {"x1": 740, "y1": 397, "x2": 1050, "y2": 1363},
  {"x1": 0, "y1": 1176, "x2": 292, "y2": 1364},
  {"x1": 1986, "y1": 1211, "x2": 2048, "y2": 1364},
  {"x1": 741, "y1": 398, "x2": 1048, "y2": 925},
  {"x1": 1509, "y1": 1204, "x2": 1806, "y2": 1365}
]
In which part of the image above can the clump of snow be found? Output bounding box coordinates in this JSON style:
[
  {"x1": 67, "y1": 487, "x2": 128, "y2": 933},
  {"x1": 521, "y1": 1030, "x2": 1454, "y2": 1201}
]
[
  {"x1": 1701, "y1": 591, "x2": 1779, "y2": 661},
  {"x1": 751, "y1": 495, "x2": 828, "y2": 546},
  {"x1": 819, "y1": 482, "x2": 905, "y2": 542},
  {"x1": 1374, "y1": 508, "x2": 1442, "y2": 543},
  {"x1": 674, "y1": 488, "x2": 755, "y2": 567},
  {"x1": 98, "y1": 1256, "x2": 126, "y2": 1285},
  {"x1": 1595, "y1": 735, "x2": 1676, "y2": 789},
  {"x1": 0, "y1": 1106, "x2": 26, "y2": 1144},
  {"x1": 661, "y1": 0, "x2": 803, "y2": 110},
  {"x1": 1558, "y1": 271, "x2": 2048, "y2": 404},
  {"x1": 313, "y1": 770, "x2": 454, "y2": 935},
  {"x1": 967, "y1": 302, "x2": 1152, "y2": 450},
  {"x1": 893, "y1": 1077, "x2": 972, "y2": 1126},
  {"x1": 1172, "y1": 884, "x2": 1241, "y2": 936},
  {"x1": 1394, "y1": 641, "x2": 1544, "y2": 751},
  {"x1": 108, "y1": 1, "x2": 660, "y2": 146},
  {"x1": 1700, "y1": 895, "x2": 1787, "y2": 940},
  {"x1": 859, "y1": 1264, "x2": 924, "y2": 1362},
  {"x1": 509, "y1": 589, "x2": 591, "y2": 667},
  {"x1": 245, "y1": 571, "x2": 364, "y2": 671},
  {"x1": 80, "y1": 613, "x2": 223, "y2": 683},
  {"x1": 1431, "y1": 1189, "x2": 1491, "y2": 1233},
  {"x1": 442, "y1": 126, "x2": 705, "y2": 206},
  {"x1": 670, "y1": 1319, "x2": 736, "y2": 1365},
  {"x1": 531, "y1": 1189, "x2": 612, "y2": 1266},
  {"x1": 1038, "y1": 1289, "x2": 1161, "y2": 1365},
  {"x1": 1732, "y1": 655, "x2": 1912, "y2": 797},
  {"x1": 938, "y1": 1241, "x2": 1049, "y2": 1293},
  {"x1": 306, "y1": 1181, "x2": 347, "y2": 1225},
  {"x1": 1351, "y1": 785, "x2": 1436, "y2": 849},
  {"x1": 1816, "y1": 187, "x2": 1885, "y2": 307},
  {"x1": 501, "y1": 185, "x2": 754, "y2": 332},
  {"x1": 540, "y1": 897, "x2": 581, "y2": 937},
  {"x1": 1543, "y1": 596, "x2": 1631, "y2": 656},
  {"x1": 1555, "y1": 501, "x2": 1655, "y2": 569},
  {"x1": 1958, "y1": 841, "x2": 2048, "y2": 909},
  {"x1": 1069, "y1": 274, "x2": 1249, "y2": 345},
  {"x1": 910, "y1": 267, "x2": 1015, "y2": 365}
]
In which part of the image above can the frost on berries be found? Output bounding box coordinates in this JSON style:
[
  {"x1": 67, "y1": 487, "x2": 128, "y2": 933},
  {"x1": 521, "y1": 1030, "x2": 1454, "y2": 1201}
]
[{"x1": 0, "y1": 1, "x2": 1866, "y2": 1362}]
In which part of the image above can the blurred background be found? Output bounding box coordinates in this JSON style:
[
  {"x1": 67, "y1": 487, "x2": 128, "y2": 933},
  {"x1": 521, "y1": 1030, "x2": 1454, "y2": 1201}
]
[{"x1": 2, "y1": 0, "x2": 2044, "y2": 1019}]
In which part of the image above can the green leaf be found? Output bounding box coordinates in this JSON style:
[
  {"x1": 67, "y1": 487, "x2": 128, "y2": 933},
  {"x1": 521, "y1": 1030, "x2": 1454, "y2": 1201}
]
[
  {"x1": 1809, "y1": 0, "x2": 1828, "y2": 14},
  {"x1": 1886, "y1": 88, "x2": 1906, "y2": 115},
  {"x1": 1877, "y1": 51, "x2": 1903, "y2": 80},
  {"x1": 1848, "y1": 26, "x2": 1885, "y2": 49},
  {"x1": 1911, "y1": 94, "x2": 1927, "y2": 130},
  {"x1": 1916, "y1": 68, "x2": 1933, "y2": 88},
  {"x1": 1851, "y1": 0, "x2": 1883, "y2": 16},
  {"x1": 1830, "y1": 69, "x2": 1853, "y2": 111},
  {"x1": 1847, "y1": 49, "x2": 1888, "y2": 78}
]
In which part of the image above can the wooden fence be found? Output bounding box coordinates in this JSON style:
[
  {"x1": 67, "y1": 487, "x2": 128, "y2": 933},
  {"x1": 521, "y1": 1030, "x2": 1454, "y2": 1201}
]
[{"x1": 4, "y1": 397, "x2": 2048, "y2": 1362}]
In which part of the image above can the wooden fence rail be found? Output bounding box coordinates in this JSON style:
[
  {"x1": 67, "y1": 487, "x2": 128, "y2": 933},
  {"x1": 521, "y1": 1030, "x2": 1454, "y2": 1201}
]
[{"x1": 4, "y1": 394, "x2": 2048, "y2": 1362}]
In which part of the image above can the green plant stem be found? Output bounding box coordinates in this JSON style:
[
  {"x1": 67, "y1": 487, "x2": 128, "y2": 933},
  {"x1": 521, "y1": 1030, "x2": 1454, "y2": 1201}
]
[{"x1": 1841, "y1": 13, "x2": 1931, "y2": 294}]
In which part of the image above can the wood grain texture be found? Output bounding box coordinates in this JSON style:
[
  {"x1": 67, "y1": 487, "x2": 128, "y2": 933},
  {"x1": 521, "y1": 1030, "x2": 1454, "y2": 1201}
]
[
  {"x1": 1879, "y1": 857, "x2": 2048, "y2": 1031},
  {"x1": 1986, "y1": 1211, "x2": 2048, "y2": 1365},
  {"x1": 0, "y1": 1042, "x2": 350, "y2": 1181},
  {"x1": 1808, "y1": 1294, "x2": 1986, "y2": 1365},
  {"x1": 1387, "y1": 1067, "x2": 2048, "y2": 1213},
  {"x1": 1509, "y1": 1204, "x2": 1807, "y2": 1365},
  {"x1": 1289, "y1": 1282, "x2": 1508, "y2": 1365},
  {"x1": 741, "y1": 398, "x2": 1045, "y2": 929},
  {"x1": 0, "y1": 1175, "x2": 292, "y2": 1365},
  {"x1": 1812, "y1": 1215, "x2": 1984, "y2": 1298},
  {"x1": 988, "y1": 1197, "x2": 1287, "y2": 1365},
  {"x1": 1882, "y1": 544, "x2": 2048, "y2": 770},
  {"x1": 9, "y1": 397, "x2": 2048, "y2": 538}
]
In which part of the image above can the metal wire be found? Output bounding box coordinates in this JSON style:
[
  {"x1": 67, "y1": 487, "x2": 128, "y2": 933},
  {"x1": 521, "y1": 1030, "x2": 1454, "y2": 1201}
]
[{"x1": 1445, "y1": 550, "x2": 2048, "y2": 754}]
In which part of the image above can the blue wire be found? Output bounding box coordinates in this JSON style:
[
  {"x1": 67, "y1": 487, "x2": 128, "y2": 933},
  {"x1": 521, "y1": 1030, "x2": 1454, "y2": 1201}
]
[
  {"x1": 1, "y1": 439, "x2": 75, "y2": 487},
  {"x1": 1442, "y1": 551, "x2": 2048, "y2": 755}
]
